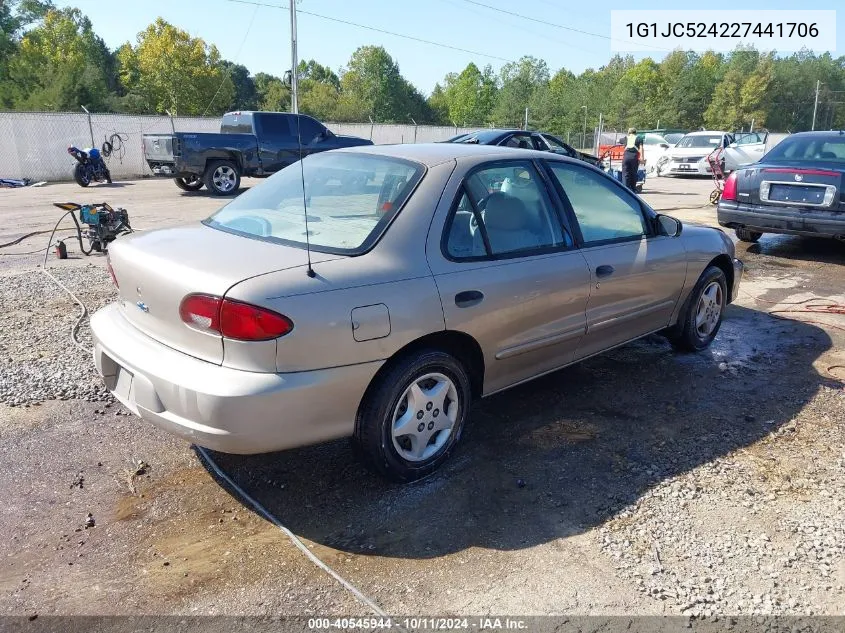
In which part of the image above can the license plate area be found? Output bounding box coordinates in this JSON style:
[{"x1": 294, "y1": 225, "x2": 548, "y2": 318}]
[
  {"x1": 113, "y1": 365, "x2": 134, "y2": 402},
  {"x1": 768, "y1": 184, "x2": 826, "y2": 205},
  {"x1": 102, "y1": 353, "x2": 134, "y2": 402}
]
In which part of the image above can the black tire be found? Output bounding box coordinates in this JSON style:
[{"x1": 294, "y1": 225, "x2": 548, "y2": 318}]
[
  {"x1": 73, "y1": 163, "x2": 90, "y2": 187},
  {"x1": 354, "y1": 349, "x2": 471, "y2": 483},
  {"x1": 203, "y1": 160, "x2": 241, "y2": 196},
  {"x1": 173, "y1": 176, "x2": 204, "y2": 192},
  {"x1": 666, "y1": 265, "x2": 728, "y2": 352},
  {"x1": 735, "y1": 227, "x2": 762, "y2": 243}
]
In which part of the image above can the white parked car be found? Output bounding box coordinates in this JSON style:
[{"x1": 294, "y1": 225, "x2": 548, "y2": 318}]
[
  {"x1": 640, "y1": 133, "x2": 674, "y2": 176},
  {"x1": 722, "y1": 131, "x2": 768, "y2": 172},
  {"x1": 658, "y1": 130, "x2": 769, "y2": 176},
  {"x1": 658, "y1": 131, "x2": 732, "y2": 176}
]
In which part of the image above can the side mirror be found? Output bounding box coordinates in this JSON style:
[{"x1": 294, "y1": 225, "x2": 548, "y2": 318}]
[
  {"x1": 728, "y1": 142, "x2": 737, "y2": 149},
  {"x1": 656, "y1": 214, "x2": 682, "y2": 237},
  {"x1": 660, "y1": 143, "x2": 670, "y2": 149}
]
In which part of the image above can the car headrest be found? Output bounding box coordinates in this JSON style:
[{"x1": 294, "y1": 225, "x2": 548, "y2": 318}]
[
  {"x1": 484, "y1": 192, "x2": 527, "y2": 232},
  {"x1": 819, "y1": 151, "x2": 837, "y2": 159}
]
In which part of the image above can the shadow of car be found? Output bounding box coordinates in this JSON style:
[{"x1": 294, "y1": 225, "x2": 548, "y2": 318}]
[{"x1": 201, "y1": 304, "x2": 834, "y2": 558}]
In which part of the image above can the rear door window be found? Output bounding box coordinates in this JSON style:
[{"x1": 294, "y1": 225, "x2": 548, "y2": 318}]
[
  {"x1": 258, "y1": 114, "x2": 294, "y2": 139},
  {"x1": 444, "y1": 161, "x2": 570, "y2": 259}
]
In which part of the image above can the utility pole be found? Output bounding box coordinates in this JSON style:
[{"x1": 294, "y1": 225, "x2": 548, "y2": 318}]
[
  {"x1": 596, "y1": 112, "x2": 603, "y2": 155},
  {"x1": 811, "y1": 80, "x2": 820, "y2": 131},
  {"x1": 289, "y1": 0, "x2": 299, "y2": 114},
  {"x1": 581, "y1": 106, "x2": 587, "y2": 150},
  {"x1": 524, "y1": 107, "x2": 529, "y2": 130}
]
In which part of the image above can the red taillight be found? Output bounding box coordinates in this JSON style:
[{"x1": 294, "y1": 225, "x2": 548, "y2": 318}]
[
  {"x1": 179, "y1": 294, "x2": 293, "y2": 341},
  {"x1": 179, "y1": 294, "x2": 221, "y2": 332},
  {"x1": 721, "y1": 171, "x2": 738, "y2": 202}
]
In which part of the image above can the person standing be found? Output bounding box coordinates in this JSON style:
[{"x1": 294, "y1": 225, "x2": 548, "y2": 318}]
[{"x1": 622, "y1": 127, "x2": 642, "y2": 191}]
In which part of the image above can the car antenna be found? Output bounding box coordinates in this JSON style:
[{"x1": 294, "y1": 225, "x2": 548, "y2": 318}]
[{"x1": 295, "y1": 114, "x2": 316, "y2": 278}]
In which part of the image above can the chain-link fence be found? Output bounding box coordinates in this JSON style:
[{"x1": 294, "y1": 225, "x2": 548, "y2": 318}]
[{"x1": 0, "y1": 111, "x2": 479, "y2": 182}]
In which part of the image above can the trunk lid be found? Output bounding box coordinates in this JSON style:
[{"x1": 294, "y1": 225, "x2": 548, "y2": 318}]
[
  {"x1": 107, "y1": 224, "x2": 342, "y2": 364},
  {"x1": 736, "y1": 163, "x2": 844, "y2": 209}
]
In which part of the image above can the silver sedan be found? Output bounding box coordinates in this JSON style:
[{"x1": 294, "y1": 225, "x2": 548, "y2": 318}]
[{"x1": 91, "y1": 143, "x2": 743, "y2": 481}]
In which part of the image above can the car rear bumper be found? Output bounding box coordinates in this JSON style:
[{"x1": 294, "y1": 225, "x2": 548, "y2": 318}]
[
  {"x1": 718, "y1": 201, "x2": 845, "y2": 239},
  {"x1": 90, "y1": 303, "x2": 383, "y2": 454}
]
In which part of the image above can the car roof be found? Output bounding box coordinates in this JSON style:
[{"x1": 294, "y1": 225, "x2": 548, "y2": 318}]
[
  {"x1": 332, "y1": 142, "x2": 558, "y2": 167},
  {"x1": 684, "y1": 130, "x2": 726, "y2": 136}
]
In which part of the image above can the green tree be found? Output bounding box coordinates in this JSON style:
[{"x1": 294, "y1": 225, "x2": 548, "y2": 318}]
[
  {"x1": 705, "y1": 51, "x2": 773, "y2": 129},
  {"x1": 528, "y1": 68, "x2": 576, "y2": 137},
  {"x1": 339, "y1": 45, "x2": 427, "y2": 122},
  {"x1": 441, "y1": 62, "x2": 497, "y2": 126},
  {"x1": 6, "y1": 7, "x2": 114, "y2": 110},
  {"x1": 492, "y1": 56, "x2": 549, "y2": 127},
  {"x1": 297, "y1": 59, "x2": 340, "y2": 89},
  {"x1": 427, "y1": 83, "x2": 450, "y2": 125},
  {"x1": 117, "y1": 18, "x2": 233, "y2": 115},
  {"x1": 253, "y1": 72, "x2": 289, "y2": 111},
  {"x1": 0, "y1": 0, "x2": 52, "y2": 83},
  {"x1": 221, "y1": 61, "x2": 257, "y2": 111}
]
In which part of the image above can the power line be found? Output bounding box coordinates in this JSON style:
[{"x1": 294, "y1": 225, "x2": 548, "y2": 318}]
[
  {"x1": 457, "y1": 0, "x2": 671, "y2": 52},
  {"x1": 436, "y1": 0, "x2": 597, "y2": 56},
  {"x1": 204, "y1": 2, "x2": 260, "y2": 115},
  {"x1": 222, "y1": 0, "x2": 515, "y2": 63}
]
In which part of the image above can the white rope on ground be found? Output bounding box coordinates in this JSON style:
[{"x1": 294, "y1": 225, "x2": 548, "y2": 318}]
[
  {"x1": 40, "y1": 212, "x2": 93, "y2": 355},
  {"x1": 194, "y1": 445, "x2": 394, "y2": 620}
]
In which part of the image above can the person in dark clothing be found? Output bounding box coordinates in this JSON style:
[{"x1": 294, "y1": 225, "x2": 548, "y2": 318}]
[{"x1": 622, "y1": 127, "x2": 642, "y2": 191}]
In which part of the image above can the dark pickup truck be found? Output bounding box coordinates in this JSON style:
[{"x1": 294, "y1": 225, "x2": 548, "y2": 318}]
[{"x1": 143, "y1": 111, "x2": 374, "y2": 195}]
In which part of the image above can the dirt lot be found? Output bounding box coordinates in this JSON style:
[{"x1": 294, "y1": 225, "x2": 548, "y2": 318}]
[{"x1": 0, "y1": 173, "x2": 843, "y2": 619}]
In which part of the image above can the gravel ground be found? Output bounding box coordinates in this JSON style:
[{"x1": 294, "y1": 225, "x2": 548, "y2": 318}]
[
  {"x1": 0, "y1": 264, "x2": 117, "y2": 407},
  {"x1": 0, "y1": 176, "x2": 843, "y2": 618},
  {"x1": 599, "y1": 386, "x2": 845, "y2": 617}
]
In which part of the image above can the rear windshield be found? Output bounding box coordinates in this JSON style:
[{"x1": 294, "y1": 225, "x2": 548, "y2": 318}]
[
  {"x1": 205, "y1": 152, "x2": 425, "y2": 254},
  {"x1": 221, "y1": 113, "x2": 254, "y2": 134},
  {"x1": 764, "y1": 134, "x2": 845, "y2": 163}
]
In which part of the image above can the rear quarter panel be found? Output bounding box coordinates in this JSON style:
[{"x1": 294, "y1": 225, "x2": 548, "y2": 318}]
[{"x1": 224, "y1": 160, "x2": 458, "y2": 373}]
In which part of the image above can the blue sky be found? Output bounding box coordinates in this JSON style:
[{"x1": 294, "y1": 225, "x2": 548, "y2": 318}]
[{"x1": 55, "y1": 0, "x2": 842, "y2": 94}]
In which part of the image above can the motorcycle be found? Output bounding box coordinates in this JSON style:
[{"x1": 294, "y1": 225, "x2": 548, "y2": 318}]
[{"x1": 68, "y1": 146, "x2": 112, "y2": 187}]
